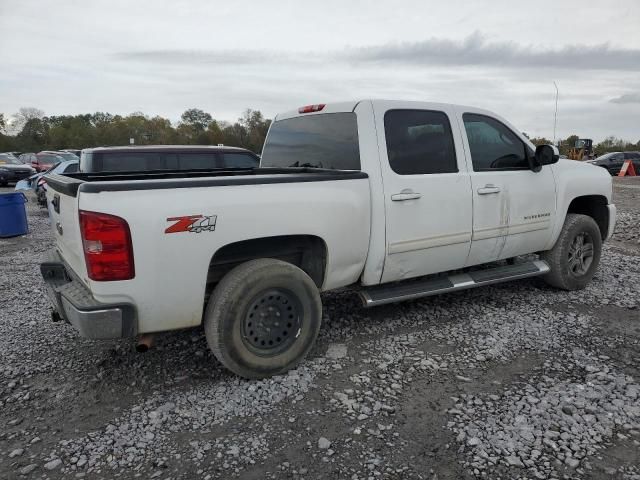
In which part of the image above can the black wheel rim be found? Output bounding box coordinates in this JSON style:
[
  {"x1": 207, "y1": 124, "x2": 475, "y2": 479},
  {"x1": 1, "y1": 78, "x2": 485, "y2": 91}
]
[
  {"x1": 568, "y1": 231, "x2": 594, "y2": 276},
  {"x1": 242, "y1": 288, "x2": 302, "y2": 356}
]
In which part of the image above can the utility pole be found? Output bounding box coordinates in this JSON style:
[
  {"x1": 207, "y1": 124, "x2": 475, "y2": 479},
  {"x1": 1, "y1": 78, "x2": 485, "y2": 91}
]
[{"x1": 553, "y1": 81, "x2": 559, "y2": 145}]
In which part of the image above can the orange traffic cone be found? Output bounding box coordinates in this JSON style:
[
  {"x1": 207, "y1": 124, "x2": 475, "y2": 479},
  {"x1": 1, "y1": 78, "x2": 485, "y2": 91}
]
[{"x1": 618, "y1": 160, "x2": 637, "y2": 177}]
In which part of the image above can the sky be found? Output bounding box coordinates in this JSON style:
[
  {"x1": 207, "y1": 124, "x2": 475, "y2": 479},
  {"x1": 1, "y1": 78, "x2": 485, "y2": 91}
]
[{"x1": 1, "y1": 0, "x2": 639, "y2": 142}]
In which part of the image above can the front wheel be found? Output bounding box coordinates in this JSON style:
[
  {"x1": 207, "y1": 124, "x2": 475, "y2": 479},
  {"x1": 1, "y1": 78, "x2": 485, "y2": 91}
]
[
  {"x1": 204, "y1": 258, "x2": 322, "y2": 379},
  {"x1": 541, "y1": 213, "x2": 602, "y2": 290}
]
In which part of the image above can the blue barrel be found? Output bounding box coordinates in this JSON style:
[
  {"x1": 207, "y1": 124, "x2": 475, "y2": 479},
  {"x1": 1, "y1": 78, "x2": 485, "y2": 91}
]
[{"x1": 0, "y1": 192, "x2": 29, "y2": 238}]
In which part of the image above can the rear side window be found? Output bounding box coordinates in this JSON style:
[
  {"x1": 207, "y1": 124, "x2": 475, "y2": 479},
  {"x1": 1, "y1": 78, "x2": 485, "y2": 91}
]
[
  {"x1": 222, "y1": 153, "x2": 259, "y2": 168},
  {"x1": 463, "y1": 113, "x2": 529, "y2": 171},
  {"x1": 99, "y1": 152, "x2": 162, "y2": 171},
  {"x1": 384, "y1": 110, "x2": 457, "y2": 175},
  {"x1": 163, "y1": 152, "x2": 218, "y2": 170},
  {"x1": 88, "y1": 152, "x2": 223, "y2": 172},
  {"x1": 261, "y1": 113, "x2": 360, "y2": 170}
]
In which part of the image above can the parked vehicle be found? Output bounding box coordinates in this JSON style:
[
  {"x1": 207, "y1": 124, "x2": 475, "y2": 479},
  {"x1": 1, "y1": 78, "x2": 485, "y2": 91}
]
[
  {"x1": 41, "y1": 100, "x2": 615, "y2": 379},
  {"x1": 587, "y1": 151, "x2": 640, "y2": 175},
  {"x1": 55, "y1": 151, "x2": 80, "y2": 162},
  {"x1": 18, "y1": 152, "x2": 35, "y2": 165},
  {"x1": 61, "y1": 149, "x2": 82, "y2": 158},
  {"x1": 0, "y1": 153, "x2": 36, "y2": 186},
  {"x1": 17, "y1": 160, "x2": 79, "y2": 206},
  {"x1": 79, "y1": 145, "x2": 259, "y2": 173},
  {"x1": 25, "y1": 152, "x2": 66, "y2": 172}
]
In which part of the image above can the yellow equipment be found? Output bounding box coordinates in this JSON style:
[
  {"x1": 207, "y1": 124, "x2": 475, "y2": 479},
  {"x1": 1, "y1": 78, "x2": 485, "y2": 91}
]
[{"x1": 568, "y1": 139, "x2": 593, "y2": 161}]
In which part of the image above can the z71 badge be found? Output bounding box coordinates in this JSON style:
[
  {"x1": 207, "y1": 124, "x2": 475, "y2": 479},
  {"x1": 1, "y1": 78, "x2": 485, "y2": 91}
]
[{"x1": 165, "y1": 215, "x2": 217, "y2": 234}]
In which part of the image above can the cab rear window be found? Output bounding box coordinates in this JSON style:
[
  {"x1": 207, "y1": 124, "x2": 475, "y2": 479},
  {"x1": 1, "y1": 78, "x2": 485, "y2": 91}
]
[{"x1": 261, "y1": 113, "x2": 360, "y2": 170}]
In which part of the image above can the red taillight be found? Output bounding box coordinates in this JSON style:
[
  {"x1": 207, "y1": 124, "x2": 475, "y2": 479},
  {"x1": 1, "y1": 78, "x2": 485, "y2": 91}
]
[
  {"x1": 79, "y1": 210, "x2": 134, "y2": 281},
  {"x1": 298, "y1": 104, "x2": 325, "y2": 114}
]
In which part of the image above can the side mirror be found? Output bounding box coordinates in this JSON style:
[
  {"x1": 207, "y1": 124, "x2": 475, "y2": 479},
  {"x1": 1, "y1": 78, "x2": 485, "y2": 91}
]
[{"x1": 533, "y1": 144, "x2": 559, "y2": 170}]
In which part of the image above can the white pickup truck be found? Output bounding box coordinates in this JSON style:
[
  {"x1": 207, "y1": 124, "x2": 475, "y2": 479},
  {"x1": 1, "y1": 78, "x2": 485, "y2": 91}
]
[{"x1": 41, "y1": 100, "x2": 615, "y2": 378}]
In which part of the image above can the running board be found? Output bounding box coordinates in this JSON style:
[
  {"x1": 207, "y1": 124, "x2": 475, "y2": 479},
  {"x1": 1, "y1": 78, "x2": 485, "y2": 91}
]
[{"x1": 358, "y1": 260, "x2": 549, "y2": 307}]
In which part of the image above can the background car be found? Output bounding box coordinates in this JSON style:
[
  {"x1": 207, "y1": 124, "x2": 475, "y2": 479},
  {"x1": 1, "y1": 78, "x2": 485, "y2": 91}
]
[
  {"x1": 0, "y1": 152, "x2": 36, "y2": 186},
  {"x1": 61, "y1": 149, "x2": 82, "y2": 157},
  {"x1": 79, "y1": 145, "x2": 259, "y2": 172},
  {"x1": 28, "y1": 151, "x2": 67, "y2": 172},
  {"x1": 16, "y1": 159, "x2": 79, "y2": 206},
  {"x1": 588, "y1": 151, "x2": 640, "y2": 175}
]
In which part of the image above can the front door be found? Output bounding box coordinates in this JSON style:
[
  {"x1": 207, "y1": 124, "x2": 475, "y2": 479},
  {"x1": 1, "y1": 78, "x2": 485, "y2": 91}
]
[
  {"x1": 459, "y1": 111, "x2": 557, "y2": 266},
  {"x1": 374, "y1": 103, "x2": 473, "y2": 283}
]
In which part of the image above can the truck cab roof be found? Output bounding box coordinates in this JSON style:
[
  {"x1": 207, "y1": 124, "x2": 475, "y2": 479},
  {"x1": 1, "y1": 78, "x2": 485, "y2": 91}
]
[{"x1": 83, "y1": 145, "x2": 251, "y2": 153}]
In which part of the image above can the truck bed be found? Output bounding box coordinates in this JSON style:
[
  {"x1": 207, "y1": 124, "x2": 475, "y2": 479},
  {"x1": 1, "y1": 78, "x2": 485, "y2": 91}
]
[{"x1": 43, "y1": 166, "x2": 372, "y2": 334}]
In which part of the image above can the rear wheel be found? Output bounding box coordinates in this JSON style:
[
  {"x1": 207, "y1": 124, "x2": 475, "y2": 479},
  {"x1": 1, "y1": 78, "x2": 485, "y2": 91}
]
[
  {"x1": 541, "y1": 213, "x2": 602, "y2": 290},
  {"x1": 204, "y1": 258, "x2": 322, "y2": 379}
]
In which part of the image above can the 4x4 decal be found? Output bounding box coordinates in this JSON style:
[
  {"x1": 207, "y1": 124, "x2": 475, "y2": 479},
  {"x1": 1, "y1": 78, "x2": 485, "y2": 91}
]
[{"x1": 165, "y1": 215, "x2": 217, "y2": 234}]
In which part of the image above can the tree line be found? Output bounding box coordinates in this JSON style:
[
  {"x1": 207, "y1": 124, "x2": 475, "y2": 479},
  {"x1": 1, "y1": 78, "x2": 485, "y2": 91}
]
[
  {"x1": 0, "y1": 108, "x2": 271, "y2": 154},
  {"x1": 1, "y1": 107, "x2": 638, "y2": 158}
]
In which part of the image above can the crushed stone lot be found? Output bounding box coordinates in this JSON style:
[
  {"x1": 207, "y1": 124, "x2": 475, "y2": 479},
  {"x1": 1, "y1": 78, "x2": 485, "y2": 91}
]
[{"x1": 1, "y1": 178, "x2": 639, "y2": 480}]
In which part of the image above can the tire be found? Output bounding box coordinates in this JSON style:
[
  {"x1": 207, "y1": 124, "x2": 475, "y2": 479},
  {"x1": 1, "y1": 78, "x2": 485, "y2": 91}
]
[
  {"x1": 541, "y1": 213, "x2": 602, "y2": 290},
  {"x1": 204, "y1": 258, "x2": 322, "y2": 379}
]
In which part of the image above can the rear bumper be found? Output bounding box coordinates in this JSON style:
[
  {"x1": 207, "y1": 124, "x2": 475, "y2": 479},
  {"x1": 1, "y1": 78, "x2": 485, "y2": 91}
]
[
  {"x1": 606, "y1": 204, "x2": 616, "y2": 241},
  {"x1": 40, "y1": 249, "x2": 137, "y2": 339}
]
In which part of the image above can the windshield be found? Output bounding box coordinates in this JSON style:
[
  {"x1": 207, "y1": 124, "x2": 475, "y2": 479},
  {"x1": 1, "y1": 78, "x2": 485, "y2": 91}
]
[
  {"x1": 51, "y1": 161, "x2": 78, "y2": 174},
  {"x1": 260, "y1": 113, "x2": 361, "y2": 170},
  {"x1": 0, "y1": 154, "x2": 22, "y2": 165}
]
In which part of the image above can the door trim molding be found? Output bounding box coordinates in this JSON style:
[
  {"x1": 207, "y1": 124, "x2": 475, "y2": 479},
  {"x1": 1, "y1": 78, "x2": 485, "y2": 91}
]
[
  {"x1": 472, "y1": 219, "x2": 551, "y2": 240},
  {"x1": 508, "y1": 219, "x2": 551, "y2": 235},
  {"x1": 388, "y1": 232, "x2": 472, "y2": 254}
]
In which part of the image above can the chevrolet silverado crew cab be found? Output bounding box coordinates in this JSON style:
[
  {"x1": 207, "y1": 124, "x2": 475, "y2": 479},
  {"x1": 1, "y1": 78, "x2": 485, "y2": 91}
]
[{"x1": 41, "y1": 100, "x2": 615, "y2": 379}]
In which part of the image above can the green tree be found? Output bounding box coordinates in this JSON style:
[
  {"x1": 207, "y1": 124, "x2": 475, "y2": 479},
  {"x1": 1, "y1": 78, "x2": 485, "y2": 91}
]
[
  {"x1": 239, "y1": 109, "x2": 271, "y2": 153},
  {"x1": 529, "y1": 137, "x2": 553, "y2": 146},
  {"x1": 1, "y1": 107, "x2": 272, "y2": 153},
  {"x1": 10, "y1": 107, "x2": 45, "y2": 135},
  {"x1": 16, "y1": 117, "x2": 49, "y2": 151}
]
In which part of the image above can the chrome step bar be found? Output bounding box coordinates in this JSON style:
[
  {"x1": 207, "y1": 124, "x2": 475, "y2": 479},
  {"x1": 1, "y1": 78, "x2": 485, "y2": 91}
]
[{"x1": 358, "y1": 260, "x2": 550, "y2": 307}]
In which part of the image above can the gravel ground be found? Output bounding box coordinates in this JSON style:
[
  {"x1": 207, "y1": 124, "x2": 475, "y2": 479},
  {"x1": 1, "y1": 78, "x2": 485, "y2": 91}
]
[{"x1": 0, "y1": 177, "x2": 639, "y2": 480}]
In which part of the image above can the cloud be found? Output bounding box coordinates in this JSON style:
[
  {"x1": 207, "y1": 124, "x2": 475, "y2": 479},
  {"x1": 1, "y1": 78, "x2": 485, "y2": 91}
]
[
  {"x1": 342, "y1": 32, "x2": 640, "y2": 71},
  {"x1": 610, "y1": 93, "x2": 640, "y2": 104},
  {"x1": 113, "y1": 49, "x2": 300, "y2": 66},
  {"x1": 115, "y1": 33, "x2": 640, "y2": 74}
]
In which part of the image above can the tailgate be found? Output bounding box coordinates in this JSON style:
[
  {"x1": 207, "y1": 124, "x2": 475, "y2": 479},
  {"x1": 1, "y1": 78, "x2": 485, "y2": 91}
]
[{"x1": 45, "y1": 174, "x2": 87, "y2": 283}]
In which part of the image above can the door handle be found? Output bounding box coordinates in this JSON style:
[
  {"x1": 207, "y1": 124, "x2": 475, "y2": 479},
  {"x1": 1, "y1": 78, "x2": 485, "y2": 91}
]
[
  {"x1": 477, "y1": 185, "x2": 501, "y2": 195},
  {"x1": 391, "y1": 191, "x2": 422, "y2": 201}
]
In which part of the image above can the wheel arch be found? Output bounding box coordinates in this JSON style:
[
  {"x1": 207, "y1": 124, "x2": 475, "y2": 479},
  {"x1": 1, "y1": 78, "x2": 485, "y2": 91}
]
[
  {"x1": 565, "y1": 195, "x2": 609, "y2": 240},
  {"x1": 206, "y1": 235, "x2": 328, "y2": 295}
]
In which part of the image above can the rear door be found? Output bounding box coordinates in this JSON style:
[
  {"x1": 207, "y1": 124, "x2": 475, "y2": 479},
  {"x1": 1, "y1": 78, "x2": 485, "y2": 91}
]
[
  {"x1": 373, "y1": 102, "x2": 473, "y2": 282},
  {"x1": 458, "y1": 110, "x2": 556, "y2": 265}
]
